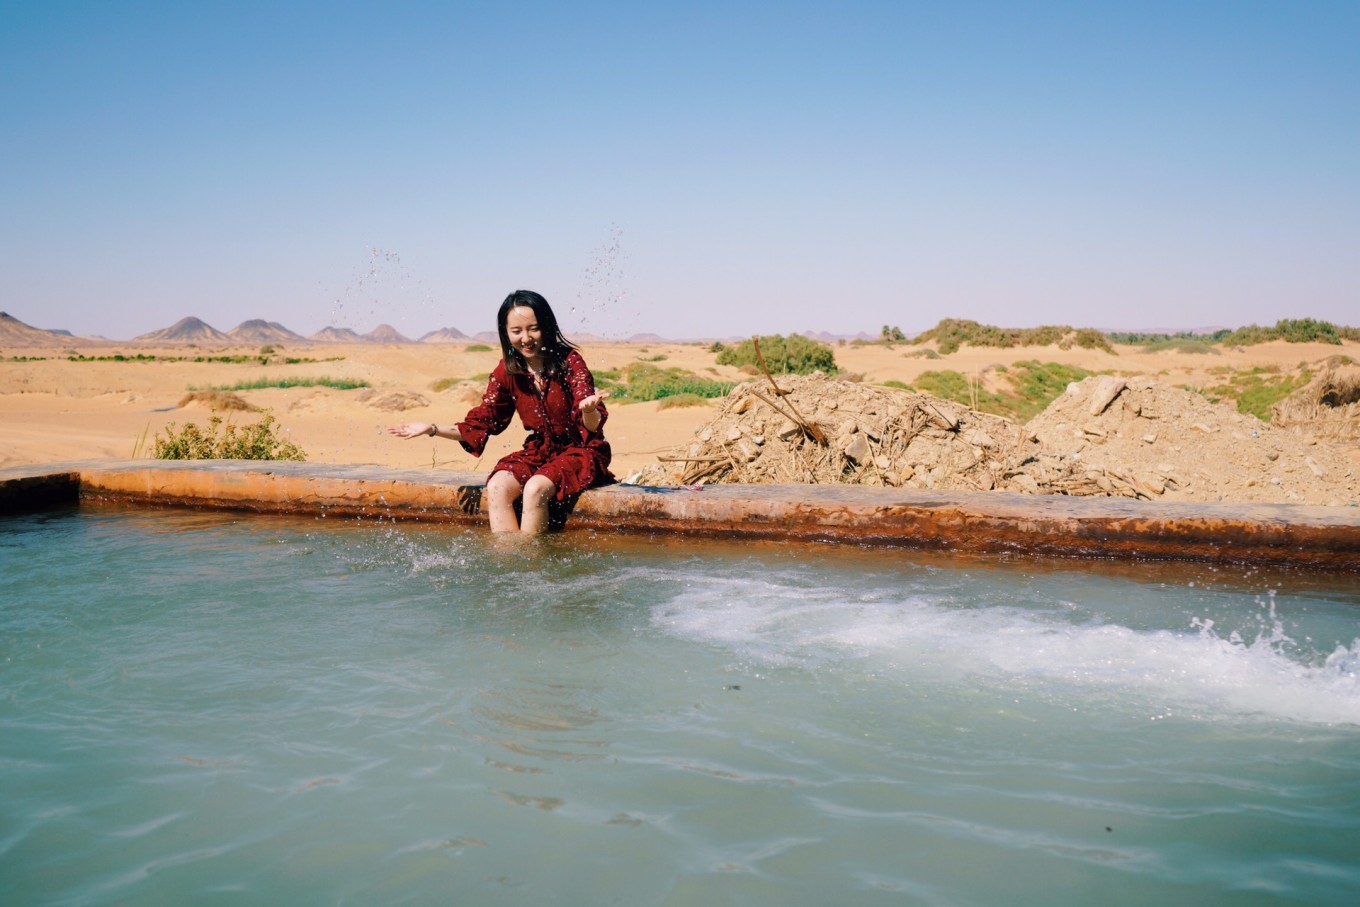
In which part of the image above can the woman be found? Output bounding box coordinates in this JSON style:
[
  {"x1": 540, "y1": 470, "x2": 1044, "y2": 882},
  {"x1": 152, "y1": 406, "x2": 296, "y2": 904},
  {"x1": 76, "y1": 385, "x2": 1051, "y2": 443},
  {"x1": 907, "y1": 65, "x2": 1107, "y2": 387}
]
[{"x1": 389, "y1": 290, "x2": 613, "y2": 533}]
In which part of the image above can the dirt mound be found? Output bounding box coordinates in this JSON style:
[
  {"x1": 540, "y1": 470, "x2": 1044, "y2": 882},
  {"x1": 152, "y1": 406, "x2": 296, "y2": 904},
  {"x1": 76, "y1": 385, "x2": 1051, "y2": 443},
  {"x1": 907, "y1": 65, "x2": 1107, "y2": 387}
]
[
  {"x1": 358, "y1": 390, "x2": 430, "y2": 412},
  {"x1": 1023, "y1": 376, "x2": 1358, "y2": 505},
  {"x1": 642, "y1": 374, "x2": 1360, "y2": 507},
  {"x1": 1272, "y1": 366, "x2": 1360, "y2": 442},
  {"x1": 177, "y1": 391, "x2": 257, "y2": 412},
  {"x1": 649, "y1": 374, "x2": 1023, "y2": 491}
]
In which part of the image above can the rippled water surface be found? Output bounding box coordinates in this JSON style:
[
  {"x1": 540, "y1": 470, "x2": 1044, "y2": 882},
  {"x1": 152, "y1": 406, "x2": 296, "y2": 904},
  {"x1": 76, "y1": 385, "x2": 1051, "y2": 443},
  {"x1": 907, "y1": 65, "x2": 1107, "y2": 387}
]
[{"x1": 3, "y1": 506, "x2": 1359, "y2": 906}]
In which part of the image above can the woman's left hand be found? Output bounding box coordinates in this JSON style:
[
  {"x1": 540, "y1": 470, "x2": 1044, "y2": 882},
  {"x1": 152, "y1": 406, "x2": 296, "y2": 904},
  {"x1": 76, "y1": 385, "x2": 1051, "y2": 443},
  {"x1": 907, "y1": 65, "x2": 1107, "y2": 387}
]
[{"x1": 578, "y1": 391, "x2": 610, "y2": 414}]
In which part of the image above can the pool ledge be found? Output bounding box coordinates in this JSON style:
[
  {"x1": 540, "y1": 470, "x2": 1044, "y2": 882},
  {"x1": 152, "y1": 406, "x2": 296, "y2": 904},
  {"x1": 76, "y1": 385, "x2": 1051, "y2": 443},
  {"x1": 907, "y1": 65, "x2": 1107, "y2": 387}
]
[{"x1": 3, "y1": 459, "x2": 1358, "y2": 569}]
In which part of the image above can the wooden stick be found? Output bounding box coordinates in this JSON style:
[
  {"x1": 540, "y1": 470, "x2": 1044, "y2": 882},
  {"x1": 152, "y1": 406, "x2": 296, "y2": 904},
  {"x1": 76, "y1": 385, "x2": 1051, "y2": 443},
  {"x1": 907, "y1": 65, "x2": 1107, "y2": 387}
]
[{"x1": 750, "y1": 337, "x2": 827, "y2": 445}]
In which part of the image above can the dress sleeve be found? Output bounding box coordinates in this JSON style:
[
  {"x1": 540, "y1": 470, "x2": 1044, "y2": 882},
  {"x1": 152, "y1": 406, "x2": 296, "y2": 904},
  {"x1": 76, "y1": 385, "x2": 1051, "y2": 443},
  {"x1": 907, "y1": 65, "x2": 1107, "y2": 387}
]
[
  {"x1": 456, "y1": 363, "x2": 517, "y2": 456},
  {"x1": 564, "y1": 350, "x2": 607, "y2": 442}
]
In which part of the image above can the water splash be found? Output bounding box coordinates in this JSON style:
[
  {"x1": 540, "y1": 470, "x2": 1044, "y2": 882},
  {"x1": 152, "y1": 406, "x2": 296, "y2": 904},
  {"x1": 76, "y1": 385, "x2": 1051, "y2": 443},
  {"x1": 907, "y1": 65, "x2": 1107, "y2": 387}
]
[
  {"x1": 572, "y1": 224, "x2": 629, "y2": 335},
  {"x1": 651, "y1": 579, "x2": 1360, "y2": 727},
  {"x1": 326, "y1": 247, "x2": 435, "y2": 335}
]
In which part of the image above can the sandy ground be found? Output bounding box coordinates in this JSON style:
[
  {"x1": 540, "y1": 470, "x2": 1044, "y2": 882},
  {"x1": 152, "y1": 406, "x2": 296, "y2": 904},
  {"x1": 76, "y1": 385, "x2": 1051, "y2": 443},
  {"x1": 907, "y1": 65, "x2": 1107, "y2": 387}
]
[{"x1": 3, "y1": 337, "x2": 1356, "y2": 492}]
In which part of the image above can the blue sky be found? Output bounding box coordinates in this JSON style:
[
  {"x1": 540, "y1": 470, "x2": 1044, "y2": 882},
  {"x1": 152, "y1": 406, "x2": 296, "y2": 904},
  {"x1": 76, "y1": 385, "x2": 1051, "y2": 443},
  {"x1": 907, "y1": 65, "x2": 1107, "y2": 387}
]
[{"x1": 2, "y1": 1, "x2": 1356, "y2": 340}]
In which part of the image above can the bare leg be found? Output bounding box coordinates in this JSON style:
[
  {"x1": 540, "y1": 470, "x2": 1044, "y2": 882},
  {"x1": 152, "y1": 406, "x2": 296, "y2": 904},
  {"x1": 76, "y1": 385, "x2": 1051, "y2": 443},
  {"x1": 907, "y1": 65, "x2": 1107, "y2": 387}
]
[
  {"x1": 485, "y1": 471, "x2": 523, "y2": 533},
  {"x1": 519, "y1": 475, "x2": 557, "y2": 534}
]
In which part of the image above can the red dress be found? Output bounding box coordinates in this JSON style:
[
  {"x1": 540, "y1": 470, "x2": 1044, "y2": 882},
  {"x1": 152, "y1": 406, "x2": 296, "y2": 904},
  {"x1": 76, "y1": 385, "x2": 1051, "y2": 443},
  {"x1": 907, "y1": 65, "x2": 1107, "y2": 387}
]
[{"x1": 455, "y1": 350, "x2": 614, "y2": 500}]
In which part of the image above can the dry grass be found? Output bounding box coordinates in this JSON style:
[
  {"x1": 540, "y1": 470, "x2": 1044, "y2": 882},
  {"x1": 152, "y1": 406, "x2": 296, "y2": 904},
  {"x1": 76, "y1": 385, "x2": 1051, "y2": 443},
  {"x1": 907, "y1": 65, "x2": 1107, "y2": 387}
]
[{"x1": 1271, "y1": 368, "x2": 1360, "y2": 440}]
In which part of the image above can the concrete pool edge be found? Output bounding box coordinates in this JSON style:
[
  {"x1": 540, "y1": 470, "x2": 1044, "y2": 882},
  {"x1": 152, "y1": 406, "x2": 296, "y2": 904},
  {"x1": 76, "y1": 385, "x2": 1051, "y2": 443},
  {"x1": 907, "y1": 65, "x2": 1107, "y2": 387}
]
[{"x1": 2, "y1": 459, "x2": 1358, "y2": 569}]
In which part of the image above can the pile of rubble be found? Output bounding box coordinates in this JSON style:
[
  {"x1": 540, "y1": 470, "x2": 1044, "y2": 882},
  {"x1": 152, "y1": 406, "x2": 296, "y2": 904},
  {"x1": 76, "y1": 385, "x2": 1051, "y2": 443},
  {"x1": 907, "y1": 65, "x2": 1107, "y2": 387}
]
[
  {"x1": 1020, "y1": 375, "x2": 1358, "y2": 505},
  {"x1": 639, "y1": 373, "x2": 1359, "y2": 507},
  {"x1": 653, "y1": 374, "x2": 1021, "y2": 491}
]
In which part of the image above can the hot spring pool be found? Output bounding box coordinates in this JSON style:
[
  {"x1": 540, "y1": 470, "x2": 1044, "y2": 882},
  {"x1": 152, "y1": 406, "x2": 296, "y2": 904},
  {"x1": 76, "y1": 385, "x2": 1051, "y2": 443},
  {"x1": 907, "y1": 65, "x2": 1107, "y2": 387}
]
[{"x1": 3, "y1": 505, "x2": 1359, "y2": 905}]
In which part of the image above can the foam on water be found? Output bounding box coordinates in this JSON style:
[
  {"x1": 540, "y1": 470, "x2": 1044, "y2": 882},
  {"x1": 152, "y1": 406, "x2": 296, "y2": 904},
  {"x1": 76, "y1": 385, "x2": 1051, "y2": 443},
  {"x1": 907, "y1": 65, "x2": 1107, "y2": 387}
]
[{"x1": 649, "y1": 573, "x2": 1360, "y2": 727}]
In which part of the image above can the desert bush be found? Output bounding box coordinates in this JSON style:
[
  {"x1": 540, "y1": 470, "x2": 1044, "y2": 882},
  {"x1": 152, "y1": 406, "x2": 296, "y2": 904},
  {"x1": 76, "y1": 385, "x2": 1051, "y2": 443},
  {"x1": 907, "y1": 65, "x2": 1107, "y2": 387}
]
[
  {"x1": 203, "y1": 376, "x2": 369, "y2": 392},
  {"x1": 912, "y1": 319, "x2": 1109, "y2": 355},
  {"x1": 154, "y1": 413, "x2": 306, "y2": 461},
  {"x1": 907, "y1": 361, "x2": 1091, "y2": 422},
  {"x1": 1107, "y1": 329, "x2": 1231, "y2": 346},
  {"x1": 1005, "y1": 361, "x2": 1091, "y2": 418},
  {"x1": 1139, "y1": 338, "x2": 1221, "y2": 355},
  {"x1": 1221, "y1": 319, "x2": 1353, "y2": 347},
  {"x1": 1067, "y1": 329, "x2": 1115, "y2": 353},
  {"x1": 1276, "y1": 318, "x2": 1343, "y2": 344},
  {"x1": 656, "y1": 393, "x2": 711, "y2": 409},
  {"x1": 715, "y1": 334, "x2": 838, "y2": 375},
  {"x1": 1206, "y1": 367, "x2": 1312, "y2": 420},
  {"x1": 610, "y1": 363, "x2": 735, "y2": 402}
]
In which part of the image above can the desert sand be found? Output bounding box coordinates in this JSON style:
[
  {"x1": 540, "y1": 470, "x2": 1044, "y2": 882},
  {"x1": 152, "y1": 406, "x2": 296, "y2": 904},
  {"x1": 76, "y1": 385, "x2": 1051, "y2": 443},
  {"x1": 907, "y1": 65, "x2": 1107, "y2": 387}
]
[{"x1": 3, "y1": 335, "x2": 1357, "y2": 503}]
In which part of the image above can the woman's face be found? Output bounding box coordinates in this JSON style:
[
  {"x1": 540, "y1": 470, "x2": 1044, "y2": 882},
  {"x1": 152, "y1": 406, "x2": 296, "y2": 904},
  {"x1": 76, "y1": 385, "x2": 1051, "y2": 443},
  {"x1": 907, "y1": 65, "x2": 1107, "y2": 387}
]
[{"x1": 505, "y1": 306, "x2": 544, "y2": 366}]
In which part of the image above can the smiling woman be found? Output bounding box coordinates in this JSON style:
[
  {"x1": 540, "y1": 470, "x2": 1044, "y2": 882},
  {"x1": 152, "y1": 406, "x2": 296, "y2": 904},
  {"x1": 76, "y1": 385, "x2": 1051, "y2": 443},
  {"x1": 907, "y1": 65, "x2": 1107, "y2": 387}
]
[{"x1": 388, "y1": 291, "x2": 615, "y2": 534}]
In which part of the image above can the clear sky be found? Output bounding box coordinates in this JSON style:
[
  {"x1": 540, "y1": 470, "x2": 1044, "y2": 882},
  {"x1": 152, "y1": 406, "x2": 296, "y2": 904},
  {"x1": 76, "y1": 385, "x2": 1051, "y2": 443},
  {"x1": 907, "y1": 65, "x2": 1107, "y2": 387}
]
[{"x1": 2, "y1": 0, "x2": 1356, "y2": 341}]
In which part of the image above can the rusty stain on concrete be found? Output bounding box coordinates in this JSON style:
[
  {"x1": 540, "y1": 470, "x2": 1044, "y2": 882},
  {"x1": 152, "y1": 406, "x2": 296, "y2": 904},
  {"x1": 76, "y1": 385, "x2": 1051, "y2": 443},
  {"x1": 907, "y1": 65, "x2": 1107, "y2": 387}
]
[{"x1": 2, "y1": 460, "x2": 1358, "y2": 570}]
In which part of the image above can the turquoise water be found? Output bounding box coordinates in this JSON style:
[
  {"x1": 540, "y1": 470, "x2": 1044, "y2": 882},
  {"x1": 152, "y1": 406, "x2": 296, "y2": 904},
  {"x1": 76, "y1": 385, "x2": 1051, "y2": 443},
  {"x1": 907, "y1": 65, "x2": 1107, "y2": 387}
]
[{"x1": 2, "y1": 506, "x2": 1359, "y2": 906}]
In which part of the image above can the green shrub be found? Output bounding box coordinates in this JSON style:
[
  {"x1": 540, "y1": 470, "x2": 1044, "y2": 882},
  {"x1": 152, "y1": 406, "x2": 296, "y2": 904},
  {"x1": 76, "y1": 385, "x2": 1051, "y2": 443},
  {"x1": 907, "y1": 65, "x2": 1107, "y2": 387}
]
[
  {"x1": 1107, "y1": 330, "x2": 1230, "y2": 346},
  {"x1": 1139, "y1": 338, "x2": 1221, "y2": 355},
  {"x1": 1221, "y1": 319, "x2": 1352, "y2": 347},
  {"x1": 906, "y1": 361, "x2": 1091, "y2": 421},
  {"x1": 202, "y1": 376, "x2": 369, "y2": 392},
  {"x1": 465, "y1": 343, "x2": 494, "y2": 352},
  {"x1": 1206, "y1": 366, "x2": 1311, "y2": 420},
  {"x1": 715, "y1": 334, "x2": 838, "y2": 375},
  {"x1": 154, "y1": 413, "x2": 306, "y2": 461},
  {"x1": 1276, "y1": 318, "x2": 1342, "y2": 344},
  {"x1": 912, "y1": 319, "x2": 1109, "y2": 355},
  {"x1": 1006, "y1": 361, "x2": 1091, "y2": 419},
  {"x1": 611, "y1": 363, "x2": 735, "y2": 402},
  {"x1": 1067, "y1": 328, "x2": 1115, "y2": 353},
  {"x1": 656, "y1": 393, "x2": 710, "y2": 409},
  {"x1": 1220, "y1": 324, "x2": 1276, "y2": 346}
]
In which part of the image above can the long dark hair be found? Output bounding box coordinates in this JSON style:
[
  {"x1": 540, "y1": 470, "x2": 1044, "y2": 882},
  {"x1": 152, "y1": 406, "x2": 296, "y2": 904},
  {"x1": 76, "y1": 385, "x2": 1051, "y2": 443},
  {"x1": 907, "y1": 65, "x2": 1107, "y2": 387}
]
[{"x1": 496, "y1": 290, "x2": 578, "y2": 379}]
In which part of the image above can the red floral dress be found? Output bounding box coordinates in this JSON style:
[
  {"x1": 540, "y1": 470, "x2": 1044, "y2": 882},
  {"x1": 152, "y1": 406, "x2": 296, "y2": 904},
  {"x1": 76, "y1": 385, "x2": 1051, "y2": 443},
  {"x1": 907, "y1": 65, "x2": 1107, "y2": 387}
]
[{"x1": 455, "y1": 350, "x2": 614, "y2": 500}]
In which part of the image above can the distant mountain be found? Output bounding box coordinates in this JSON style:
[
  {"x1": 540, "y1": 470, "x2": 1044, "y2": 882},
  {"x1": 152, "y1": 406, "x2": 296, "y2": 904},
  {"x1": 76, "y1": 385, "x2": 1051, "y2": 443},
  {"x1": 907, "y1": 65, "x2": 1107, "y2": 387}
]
[
  {"x1": 420, "y1": 326, "x2": 469, "y2": 342},
  {"x1": 624, "y1": 332, "x2": 669, "y2": 343},
  {"x1": 228, "y1": 319, "x2": 306, "y2": 343},
  {"x1": 134, "y1": 316, "x2": 231, "y2": 344},
  {"x1": 802, "y1": 330, "x2": 877, "y2": 342},
  {"x1": 364, "y1": 324, "x2": 412, "y2": 343},
  {"x1": 0, "y1": 311, "x2": 79, "y2": 347},
  {"x1": 310, "y1": 326, "x2": 363, "y2": 342}
]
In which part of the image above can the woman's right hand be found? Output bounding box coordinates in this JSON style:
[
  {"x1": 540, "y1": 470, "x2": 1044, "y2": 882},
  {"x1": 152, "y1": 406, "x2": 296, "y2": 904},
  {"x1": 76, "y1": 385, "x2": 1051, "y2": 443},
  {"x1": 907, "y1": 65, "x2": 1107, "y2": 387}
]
[{"x1": 388, "y1": 422, "x2": 435, "y2": 439}]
